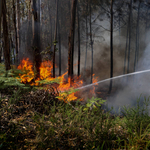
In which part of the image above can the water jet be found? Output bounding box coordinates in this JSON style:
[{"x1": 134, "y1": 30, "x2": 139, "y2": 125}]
[{"x1": 77, "y1": 69, "x2": 150, "y2": 90}]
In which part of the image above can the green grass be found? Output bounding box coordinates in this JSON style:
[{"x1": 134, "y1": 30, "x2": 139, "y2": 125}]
[
  {"x1": 1, "y1": 88, "x2": 150, "y2": 150},
  {"x1": 1, "y1": 63, "x2": 150, "y2": 149}
]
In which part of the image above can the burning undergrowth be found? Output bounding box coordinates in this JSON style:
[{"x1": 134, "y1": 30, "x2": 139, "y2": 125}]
[{"x1": 17, "y1": 58, "x2": 98, "y2": 103}]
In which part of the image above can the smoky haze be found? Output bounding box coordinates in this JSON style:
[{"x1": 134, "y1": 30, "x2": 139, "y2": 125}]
[{"x1": 18, "y1": 0, "x2": 150, "y2": 113}]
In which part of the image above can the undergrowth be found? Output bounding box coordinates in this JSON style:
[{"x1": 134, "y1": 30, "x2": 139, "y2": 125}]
[{"x1": 1, "y1": 64, "x2": 150, "y2": 149}]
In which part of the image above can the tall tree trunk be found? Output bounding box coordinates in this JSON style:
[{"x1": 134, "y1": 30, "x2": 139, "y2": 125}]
[
  {"x1": 32, "y1": 0, "x2": 41, "y2": 79},
  {"x1": 0, "y1": 46, "x2": 2, "y2": 63},
  {"x1": 127, "y1": 0, "x2": 132, "y2": 74},
  {"x1": 134, "y1": 1, "x2": 141, "y2": 71},
  {"x1": 0, "y1": 0, "x2": 2, "y2": 36},
  {"x1": 53, "y1": 0, "x2": 58, "y2": 78},
  {"x1": 2, "y1": 0, "x2": 11, "y2": 70},
  {"x1": 109, "y1": 0, "x2": 113, "y2": 93},
  {"x1": 58, "y1": 9, "x2": 61, "y2": 76},
  {"x1": 27, "y1": 0, "x2": 31, "y2": 51},
  {"x1": 68, "y1": 0, "x2": 77, "y2": 81},
  {"x1": 50, "y1": 15, "x2": 53, "y2": 46},
  {"x1": 16, "y1": 0, "x2": 20, "y2": 64},
  {"x1": 77, "y1": 1, "x2": 80, "y2": 77},
  {"x1": 123, "y1": 22, "x2": 129, "y2": 74},
  {"x1": 13, "y1": 0, "x2": 18, "y2": 64},
  {"x1": 84, "y1": 2, "x2": 88, "y2": 75},
  {"x1": 37, "y1": 0, "x2": 41, "y2": 52},
  {"x1": 0, "y1": 0, "x2": 2, "y2": 63},
  {"x1": 89, "y1": 0, "x2": 93, "y2": 84}
]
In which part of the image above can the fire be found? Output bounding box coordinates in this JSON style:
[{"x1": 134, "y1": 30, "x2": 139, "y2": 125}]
[
  {"x1": 57, "y1": 73, "x2": 83, "y2": 102},
  {"x1": 40, "y1": 60, "x2": 53, "y2": 81},
  {"x1": 17, "y1": 58, "x2": 98, "y2": 103},
  {"x1": 90, "y1": 74, "x2": 98, "y2": 94},
  {"x1": 17, "y1": 58, "x2": 34, "y2": 83}
]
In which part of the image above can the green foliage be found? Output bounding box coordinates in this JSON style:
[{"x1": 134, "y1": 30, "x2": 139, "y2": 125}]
[
  {"x1": 36, "y1": 77, "x2": 60, "y2": 85},
  {"x1": 53, "y1": 40, "x2": 58, "y2": 46},
  {"x1": 31, "y1": 98, "x2": 114, "y2": 149},
  {"x1": 83, "y1": 96, "x2": 106, "y2": 111},
  {"x1": 2, "y1": 89, "x2": 150, "y2": 149},
  {"x1": 1, "y1": 62, "x2": 150, "y2": 149},
  {"x1": 0, "y1": 63, "x2": 30, "y2": 92},
  {"x1": 0, "y1": 123, "x2": 23, "y2": 150},
  {"x1": 119, "y1": 97, "x2": 150, "y2": 149}
]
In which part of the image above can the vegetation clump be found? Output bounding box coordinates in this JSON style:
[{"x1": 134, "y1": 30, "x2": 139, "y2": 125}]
[
  {"x1": 1, "y1": 65, "x2": 150, "y2": 150},
  {"x1": 1, "y1": 84, "x2": 150, "y2": 149}
]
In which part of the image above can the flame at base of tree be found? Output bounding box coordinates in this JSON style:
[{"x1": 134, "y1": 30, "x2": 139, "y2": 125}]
[{"x1": 17, "y1": 58, "x2": 98, "y2": 103}]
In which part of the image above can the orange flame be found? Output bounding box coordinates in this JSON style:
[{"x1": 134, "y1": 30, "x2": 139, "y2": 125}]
[
  {"x1": 17, "y1": 58, "x2": 98, "y2": 103},
  {"x1": 17, "y1": 58, "x2": 34, "y2": 83},
  {"x1": 40, "y1": 60, "x2": 53, "y2": 80}
]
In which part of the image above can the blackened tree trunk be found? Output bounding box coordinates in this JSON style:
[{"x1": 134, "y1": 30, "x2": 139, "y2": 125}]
[
  {"x1": 0, "y1": 0, "x2": 2, "y2": 36},
  {"x1": 32, "y1": 0, "x2": 41, "y2": 79},
  {"x1": 53, "y1": 0, "x2": 58, "y2": 78},
  {"x1": 0, "y1": 0, "x2": 2, "y2": 63},
  {"x1": 13, "y1": 0, "x2": 18, "y2": 64},
  {"x1": 109, "y1": 0, "x2": 113, "y2": 93},
  {"x1": 2, "y1": 0, "x2": 11, "y2": 70},
  {"x1": 89, "y1": 0, "x2": 93, "y2": 84},
  {"x1": 37, "y1": 0, "x2": 41, "y2": 52},
  {"x1": 58, "y1": 8, "x2": 61, "y2": 76},
  {"x1": 77, "y1": 1, "x2": 80, "y2": 77},
  {"x1": 0, "y1": 46, "x2": 2, "y2": 63},
  {"x1": 127, "y1": 0, "x2": 132, "y2": 74},
  {"x1": 68, "y1": 0, "x2": 77, "y2": 81},
  {"x1": 16, "y1": 0, "x2": 20, "y2": 64}
]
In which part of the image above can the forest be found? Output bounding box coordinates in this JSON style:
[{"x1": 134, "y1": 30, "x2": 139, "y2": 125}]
[{"x1": 1, "y1": 0, "x2": 150, "y2": 149}]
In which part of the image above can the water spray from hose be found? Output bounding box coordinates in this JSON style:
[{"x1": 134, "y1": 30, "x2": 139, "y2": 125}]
[{"x1": 77, "y1": 69, "x2": 150, "y2": 90}]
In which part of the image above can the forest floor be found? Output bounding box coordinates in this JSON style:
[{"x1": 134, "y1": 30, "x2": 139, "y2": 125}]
[{"x1": 1, "y1": 87, "x2": 150, "y2": 150}]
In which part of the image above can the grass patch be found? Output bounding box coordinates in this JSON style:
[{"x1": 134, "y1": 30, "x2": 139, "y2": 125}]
[
  {"x1": 1, "y1": 63, "x2": 150, "y2": 149},
  {"x1": 1, "y1": 88, "x2": 150, "y2": 149}
]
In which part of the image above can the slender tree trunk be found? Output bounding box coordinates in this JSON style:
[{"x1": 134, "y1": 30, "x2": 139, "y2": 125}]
[
  {"x1": 127, "y1": 0, "x2": 132, "y2": 74},
  {"x1": 53, "y1": 0, "x2": 58, "y2": 78},
  {"x1": 0, "y1": 46, "x2": 2, "y2": 63},
  {"x1": 27, "y1": 0, "x2": 31, "y2": 51},
  {"x1": 77, "y1": 1, "x2": 80, "y2": 77},
  {"x1": 37, "y1": 0, "x2": 41, "y2": 51},
  {"x1": 84, "y1": 2, "x2": 88, "y2": 74},
  {"x1": 49, "y1": 15, "x2": 53, "y2": 45},
  {"x1": 68, "y1": 1, "x2": 71, "y2": 22},
  {"x1": 123, "y1": 22, "x2": 129, "y2": 74},
  {"x1": 135, "y1": 1, "x2": 141, "y2": 69},
  {"x1": 0, "y1": 0, "x2": 2, "y2": 63},
  {"x1": 16, "y1": 0, "x2": 20, "y2": 64},
  {"x1": 0, "y1": 0, "x2": 2, "y2": 36},
  {"x1": 58, "y1": 9, "x2": 61, "y2": 76},
  {"x1": 32, "y1": 0, "x2": 41, "y2": 79},
  {"x1": 89, "y1": 0, "x2": 93, "y2": 84},
  {"x1": 68, "y1": 0, "x2": 77, "y2": 81},
  {"x1": 109, "y1": 0, "x2": 113, "y2": 93},
  {"x1": 2, "y1": 0, "x2": 11, "y2": 70},
  {"x1": 13, "y1": 0, "x2": 18, "y2": 64}
]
